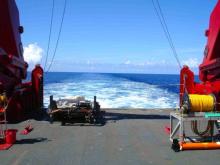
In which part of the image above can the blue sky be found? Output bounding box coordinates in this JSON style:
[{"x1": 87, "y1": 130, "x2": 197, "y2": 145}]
[{"x1": 16, "y1": 0, "x2": 217, "y2": 74}]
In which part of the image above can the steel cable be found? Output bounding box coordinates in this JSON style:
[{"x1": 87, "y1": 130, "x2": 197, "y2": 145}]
[
  {"x1": 44, "y1": 0, "x2": 55, "y2": 70},
  {"x1": 151, "y1": 0, "x2": 182, "y2": 69},
  {"x1": 46, "y1": 0, "x2": 67, "y2": 73}
]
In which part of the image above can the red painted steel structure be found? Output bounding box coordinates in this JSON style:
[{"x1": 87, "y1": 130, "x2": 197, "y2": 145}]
[
  {"x1": 0, "y1": 0, "x2": 43, "y2": 122},
  {"x1": 180, "y1": 0, "x2": 220, "y2": 110}
]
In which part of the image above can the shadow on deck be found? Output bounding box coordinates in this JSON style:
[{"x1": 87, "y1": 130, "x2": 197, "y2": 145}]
[
  {"x1": 105, "y1": 112, "x2": 169, "y2": 122},
  {"x1": 26, "y1": 109, "x2": 170, "y2": 126},
  {"x1": 16, "y1": 138, "x2": 50, "y2": 144}
]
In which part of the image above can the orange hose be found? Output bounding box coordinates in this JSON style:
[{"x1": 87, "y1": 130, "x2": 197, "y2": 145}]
[{"x1": 180, "y1": 142, "x2": 220, "y2": 150}]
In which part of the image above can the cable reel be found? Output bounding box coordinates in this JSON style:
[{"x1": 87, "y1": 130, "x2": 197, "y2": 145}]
[{"x1": 180, "y1": 94, "x2": 216, "y2": 113}]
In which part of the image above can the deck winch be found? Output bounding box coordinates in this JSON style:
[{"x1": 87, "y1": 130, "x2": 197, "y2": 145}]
[{"x1": 49, "y1": 95, "x2": 104, "y2": 125}]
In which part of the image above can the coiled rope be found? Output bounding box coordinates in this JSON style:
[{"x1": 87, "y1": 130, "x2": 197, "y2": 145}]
[{"x1": 188, "y1": 94, "x2": 215, "y2": 112}]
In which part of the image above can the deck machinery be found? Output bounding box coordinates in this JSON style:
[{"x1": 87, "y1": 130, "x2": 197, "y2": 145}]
[
  {"x1": 171, "y1": 0, "x2": 220, "y2": 151},
  {"x1": 49, "y1": 96, "x2": 103, "y2": 125},
  {"x1": 0, "y1": 0, "x2": 43, "y2": 123}
]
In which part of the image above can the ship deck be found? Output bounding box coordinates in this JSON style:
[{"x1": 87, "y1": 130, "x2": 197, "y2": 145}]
[{"x1": 0, "y1": 109, "x2": 220, "y2": 165}]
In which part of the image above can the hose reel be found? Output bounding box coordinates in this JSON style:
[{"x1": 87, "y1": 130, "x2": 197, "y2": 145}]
[{"x1": 181, "y1": 94, "x2": 216, "y2": 113}]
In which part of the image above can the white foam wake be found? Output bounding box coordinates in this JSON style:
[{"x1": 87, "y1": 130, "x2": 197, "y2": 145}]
[{"x1": 44, "y1": 74, "x2": 178, "y2": 109}]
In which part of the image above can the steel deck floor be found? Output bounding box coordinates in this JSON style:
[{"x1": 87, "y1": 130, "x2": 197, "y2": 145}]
[{"x1": 0, "y1": 109, "x2": 220, "y2": 165}]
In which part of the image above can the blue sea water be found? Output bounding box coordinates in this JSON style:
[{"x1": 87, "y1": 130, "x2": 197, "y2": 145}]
[{"x1": 43, "y1": 72, "x2": 195, "y2": 109}]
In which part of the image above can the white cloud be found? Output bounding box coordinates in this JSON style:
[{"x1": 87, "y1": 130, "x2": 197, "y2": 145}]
[
  {"x1": 123, "y1": 59, "x2": 169, "y2": 67},
  {"x1": 124, "y1": 60, "x2": 131, "y2": 65},
  {"x1": 182, "y1": 58, "x2": 199, "y2": 68},
  {"x1": 87, "y1": 60, "x2": 92, "y2": 65},
  {"x1": 23, "y1": 43, "x2": 43, "y2": 66},
  {"x1": 141, "y1": 61, "x2": 157, "y2": 66}
]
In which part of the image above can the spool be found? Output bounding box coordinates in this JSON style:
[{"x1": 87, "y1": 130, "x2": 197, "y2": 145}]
[{"x1": 181, "y1": 94, "x2": 215, "y2": 113}]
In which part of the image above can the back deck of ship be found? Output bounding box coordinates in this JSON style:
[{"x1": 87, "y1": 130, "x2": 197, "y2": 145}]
[{"x1": 0, "y1": 109, "x2": 220, "y2": 165}]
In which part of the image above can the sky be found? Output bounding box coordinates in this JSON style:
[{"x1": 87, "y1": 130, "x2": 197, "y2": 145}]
[{"x1": 16, "y1": 0, "x2": 217, "y2": 74}]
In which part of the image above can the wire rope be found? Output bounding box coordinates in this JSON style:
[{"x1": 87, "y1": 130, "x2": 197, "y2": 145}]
[
  {"x1": 44, "y1": 0, "x2": 55, "y2": 70},
  {"x1": 151, "y1": 0, "x2": 182, "y2": 69},
  {"x1": 46, "y1": 0, "x2": 67, "y2": 73}
]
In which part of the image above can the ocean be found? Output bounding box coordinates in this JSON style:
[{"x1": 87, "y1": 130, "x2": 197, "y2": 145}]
[{"x1": 43, "y1": 72, "x2": 200, "y2": 109}]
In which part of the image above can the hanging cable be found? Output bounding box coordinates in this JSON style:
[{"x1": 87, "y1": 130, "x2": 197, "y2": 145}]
[
  {"x1": 44, "y1": 0, "x2": 55, "y2": 70},
  {"x1": 46, "y1": 0, "x2": 67, "y2": 73},
  {"x1": 155, "y1": 0, "x2": 182, "y2": 69},
  {"x1": 151, "y1": 0, "x2": 182, "y2": 69}
]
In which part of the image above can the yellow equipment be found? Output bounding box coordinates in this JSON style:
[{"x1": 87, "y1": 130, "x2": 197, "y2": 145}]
[
  {"x1": 181, "y1": 94, "x2": 215, "y2": 113},
  {"x1": 0, "y1": 94, "x2": 7, "y2": 106}
]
